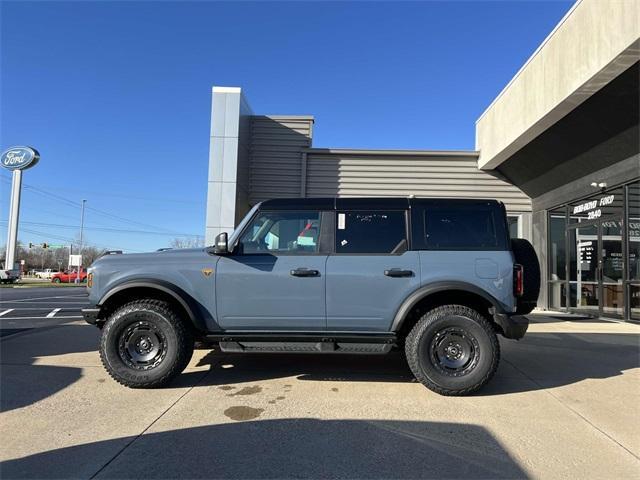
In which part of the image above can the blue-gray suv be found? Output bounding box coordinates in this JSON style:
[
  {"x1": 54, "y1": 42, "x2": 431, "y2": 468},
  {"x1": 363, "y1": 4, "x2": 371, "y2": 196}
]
[{"x1": 83, "y1": 198, "x2": 540, "y2": 395}]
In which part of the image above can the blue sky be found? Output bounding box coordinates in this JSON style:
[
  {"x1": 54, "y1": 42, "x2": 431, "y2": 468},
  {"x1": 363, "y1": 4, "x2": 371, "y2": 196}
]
[{"x1": 1, "y1": 0, "x2": 573, "y2": 252}]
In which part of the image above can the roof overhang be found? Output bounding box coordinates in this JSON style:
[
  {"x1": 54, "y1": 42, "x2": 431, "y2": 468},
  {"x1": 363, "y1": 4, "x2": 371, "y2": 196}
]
[
  {"x1": 476, "y1": 0, "x2": 640, "y2": 171},
  {"x1": 303, "y1": 148, "x2": 479, "y2": 158}
]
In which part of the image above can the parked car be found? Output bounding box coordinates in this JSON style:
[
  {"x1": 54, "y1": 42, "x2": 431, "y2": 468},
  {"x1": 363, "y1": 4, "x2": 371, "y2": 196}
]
[
  {"x1": 36, "y1": 268, "x2": 58, "y2": 279},
  {"x1": 0, "y1": 264, "x2": 19, "y2": 284},
  {"x1": 51, "y1": 268, "x2": 87, "y2": 283},
  {"x1": 83, "y1": 197, "x2": 540, "y2": 395}
]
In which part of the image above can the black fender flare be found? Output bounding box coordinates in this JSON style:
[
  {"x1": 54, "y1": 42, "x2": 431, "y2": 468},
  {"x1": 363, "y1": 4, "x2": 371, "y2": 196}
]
[
  {"x1": 390, "y1": 281, "x2": 507, "y2": 332},
  {"x1": 98, "y1": 279, "x2": 209, "y2": 332}
]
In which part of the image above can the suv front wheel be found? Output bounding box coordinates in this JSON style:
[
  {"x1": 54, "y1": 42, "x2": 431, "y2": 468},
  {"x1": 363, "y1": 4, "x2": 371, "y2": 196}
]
[
  {"x1": 405, "y1": 305, "x2": 500, "y2": 396},
  {"x1": 99, "y1": 299, "x2": 194, "y2": 388}
]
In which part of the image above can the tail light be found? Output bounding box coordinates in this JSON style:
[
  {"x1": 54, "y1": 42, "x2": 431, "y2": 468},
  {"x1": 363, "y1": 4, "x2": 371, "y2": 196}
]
[{"x1": 514, "y1": 264, "x2": 524, "y2": 297}]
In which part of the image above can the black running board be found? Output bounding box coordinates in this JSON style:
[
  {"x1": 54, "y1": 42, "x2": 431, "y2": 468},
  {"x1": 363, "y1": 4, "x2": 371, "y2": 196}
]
[{"x1": 219, "y1": 341, "x2": 393, "y2": 355}]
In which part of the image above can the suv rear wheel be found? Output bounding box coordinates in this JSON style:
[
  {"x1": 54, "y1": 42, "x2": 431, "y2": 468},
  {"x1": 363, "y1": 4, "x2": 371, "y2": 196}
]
[
  {"x1": 405, "y1": 305, "x2": 500, "y2": 396},
  {"x1": 99, "y1": 299, "x2": 194, "y2": 388}
]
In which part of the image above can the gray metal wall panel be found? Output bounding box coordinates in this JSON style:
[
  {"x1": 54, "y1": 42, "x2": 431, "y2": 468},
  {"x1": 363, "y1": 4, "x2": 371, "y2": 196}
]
[
  {"x1": 305, "y1": 153, "x2": 532, "y2": 214},
  {"x1": 249, "y1": 115, "x2": 313, "y2": 204}
]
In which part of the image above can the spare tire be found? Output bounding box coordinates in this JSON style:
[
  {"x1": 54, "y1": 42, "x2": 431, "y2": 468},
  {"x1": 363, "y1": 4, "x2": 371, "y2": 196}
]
[{"x1": 511, "y1": 238, "x2": 540, "y2": 314}]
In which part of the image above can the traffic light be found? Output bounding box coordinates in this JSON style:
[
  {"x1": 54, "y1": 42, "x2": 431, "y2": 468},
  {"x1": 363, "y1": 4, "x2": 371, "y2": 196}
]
[
  {"x1": 42, "y1": 243, "x2": 49, "y2": 249},
  {"x1": 28, "y1": 242, "x2": 33, "y2": 248}
]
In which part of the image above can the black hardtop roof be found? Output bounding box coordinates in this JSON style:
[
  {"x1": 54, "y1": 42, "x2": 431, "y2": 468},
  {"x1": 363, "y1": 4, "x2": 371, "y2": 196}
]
[{"x1": 259, "y1": 197, "x2": 503, "y2": 210}]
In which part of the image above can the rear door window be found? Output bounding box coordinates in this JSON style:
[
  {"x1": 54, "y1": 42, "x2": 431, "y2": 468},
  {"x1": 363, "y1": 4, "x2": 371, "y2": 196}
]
[{"x1": 335, "y1": 210, "x2": 407, "y2": 254}]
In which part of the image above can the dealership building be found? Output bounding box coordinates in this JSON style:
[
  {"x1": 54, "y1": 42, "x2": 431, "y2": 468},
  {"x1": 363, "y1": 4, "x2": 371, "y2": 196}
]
[{"x1": 206, "y1": 0, "x2": 639, "y2": 321}]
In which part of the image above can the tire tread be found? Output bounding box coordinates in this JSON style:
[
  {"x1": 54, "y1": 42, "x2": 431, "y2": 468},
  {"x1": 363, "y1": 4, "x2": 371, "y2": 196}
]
[
  {"x1": 99, "y1": 299, "x2": 194, "y2": 388},
  {"x1": 405, "y1": 304, "x2": 500, "y2": 396}
]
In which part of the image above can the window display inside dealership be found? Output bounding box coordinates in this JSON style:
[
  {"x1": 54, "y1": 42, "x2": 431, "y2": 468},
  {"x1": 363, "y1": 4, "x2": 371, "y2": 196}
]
[{"x1": 547, "y1": 181, "x2": 639, "y2": 320}]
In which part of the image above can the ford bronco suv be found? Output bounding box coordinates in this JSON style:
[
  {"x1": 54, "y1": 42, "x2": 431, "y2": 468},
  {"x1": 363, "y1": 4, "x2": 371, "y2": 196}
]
[{"x1": 83, "y1": 198, "x2": 539, "y2": 395}]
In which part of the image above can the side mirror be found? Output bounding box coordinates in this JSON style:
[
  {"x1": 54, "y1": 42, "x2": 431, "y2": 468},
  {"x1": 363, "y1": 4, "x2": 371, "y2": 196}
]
[{"x1": 214, "y1": 232, "x2": 229, "y2": 254}]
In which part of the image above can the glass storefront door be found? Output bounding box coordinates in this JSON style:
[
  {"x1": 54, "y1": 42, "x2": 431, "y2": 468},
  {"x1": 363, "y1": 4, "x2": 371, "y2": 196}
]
[
  {"x1": 569, "y1": 224, "x2": 599, "y2": 313},
  {"x1": 568, "y1": 219, "x2": 624, "y2": 318}
]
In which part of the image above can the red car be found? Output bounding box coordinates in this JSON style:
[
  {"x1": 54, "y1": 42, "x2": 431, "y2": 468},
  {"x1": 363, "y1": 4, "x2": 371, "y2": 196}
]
[{"x1": 51, "y1": 268, "x2": 87, "y2": 283}]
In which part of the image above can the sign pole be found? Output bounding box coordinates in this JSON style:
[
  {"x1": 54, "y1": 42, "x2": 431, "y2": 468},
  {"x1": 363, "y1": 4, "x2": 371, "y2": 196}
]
[
  {"x1": 1, "y1": 146, "x2": 39, "y2": 270},
  {"x1": 5, "y1": 169, "x2": 23, "y2": 269}
]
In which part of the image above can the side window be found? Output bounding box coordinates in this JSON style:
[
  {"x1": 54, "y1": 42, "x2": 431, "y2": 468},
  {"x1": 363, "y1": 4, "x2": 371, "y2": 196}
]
[
  {"x1": 507, "y1": 216, "x2": 519, "y2": 239},
  {"x1": 425, "y1": 206, "x2": 499, "y2": 249},
  {"x1": 336, "y1": 210, "x2": 407, "y2": 254},
  {"x1": 238, "y1": 211, "x2": 321, "y2": 254}
]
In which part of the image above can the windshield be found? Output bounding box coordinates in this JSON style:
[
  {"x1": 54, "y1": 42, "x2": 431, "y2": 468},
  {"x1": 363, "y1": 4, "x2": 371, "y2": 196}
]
[{"x1": 227, "y1": 203, "x2": 261, "y2": 248}]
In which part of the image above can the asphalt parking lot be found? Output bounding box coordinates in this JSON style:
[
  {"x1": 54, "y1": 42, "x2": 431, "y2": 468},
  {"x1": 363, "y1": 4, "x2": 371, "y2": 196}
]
[
  {"x1": 0, "y1": 288, "x2": 638, "y2": 479},
  {"x1": 0, "y1": 287, "x2": 89, "y2": 337}
]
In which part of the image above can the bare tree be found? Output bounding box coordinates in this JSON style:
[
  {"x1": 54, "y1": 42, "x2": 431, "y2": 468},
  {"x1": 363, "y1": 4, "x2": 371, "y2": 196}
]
[
  {"x1": 169, "y1": 237, "x2": 205, "y2": 249},
  {"x1": 80, "y1": 245, "x2": 108, "y2": 266}
]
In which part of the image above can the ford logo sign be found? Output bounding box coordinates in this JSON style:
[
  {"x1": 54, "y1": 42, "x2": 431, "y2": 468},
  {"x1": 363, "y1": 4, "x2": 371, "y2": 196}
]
[{"x1": 0, "y1": 146, "x2": 40, "y2": 171}]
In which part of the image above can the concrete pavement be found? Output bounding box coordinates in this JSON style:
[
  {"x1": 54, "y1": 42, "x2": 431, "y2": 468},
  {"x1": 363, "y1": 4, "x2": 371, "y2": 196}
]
[{"x1": 0, "y1": 314, "x2": 639, "y2": 479}]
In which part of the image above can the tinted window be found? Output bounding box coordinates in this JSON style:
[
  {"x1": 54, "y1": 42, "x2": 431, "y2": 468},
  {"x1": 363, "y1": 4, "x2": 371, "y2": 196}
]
[
  {"x1": 336, "y1": 210, "x2": 407, "y2": 254},
  {"x1": 239, "y1": 211, "x2": 321, "y2": 254},
  {"x1": 425, "y1": 206, "x2": 499, "y2": 249}
]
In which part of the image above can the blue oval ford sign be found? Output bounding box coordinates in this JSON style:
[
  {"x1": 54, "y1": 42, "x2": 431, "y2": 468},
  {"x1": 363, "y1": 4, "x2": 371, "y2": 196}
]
[{"x1": 0, "y1": 146, "x2": 40, "y2": 171}]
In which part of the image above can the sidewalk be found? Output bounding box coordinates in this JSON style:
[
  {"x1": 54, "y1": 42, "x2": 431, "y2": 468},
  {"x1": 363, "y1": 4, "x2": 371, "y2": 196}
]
[{"x1": 1, "y1": 314, "x2": 638, "y2": 479}]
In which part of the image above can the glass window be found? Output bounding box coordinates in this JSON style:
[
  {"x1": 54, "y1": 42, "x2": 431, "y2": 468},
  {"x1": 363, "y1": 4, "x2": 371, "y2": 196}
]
[
  {"x1": 629, "y1": 182, "x2": 640, "y2": 281},
  {"x1": 631, "y1": 285, "x2": 640, "y2": 321},
  {"x1": 239, "y1": 211, "x2": 321, "y2": 254},
  {"x1": 336, "y1": 210, "x2": 406, "y2": 254},
  {"x1": 507, "y1": 216, "x2": 519, "y2": 239},
  {"x1": 548, "y1": 207, "x2": 567, "y2": 309},
  {"x1": 548, "y1": 208, "x2": 567, "y2": 281},
  {"x1": 424, "y1": 206, "x2": 499, "y2": 249}
]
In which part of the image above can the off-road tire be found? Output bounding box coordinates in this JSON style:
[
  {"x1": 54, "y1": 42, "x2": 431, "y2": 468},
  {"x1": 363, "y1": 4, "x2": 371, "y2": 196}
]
[
  {"x1": 511, "y1": 238, "x2": 540, "y2": 314},
  {"x1": 99, "y1": 299, "x2": 194, "y2": 388},
  {"x1": 405, "y1": 305, "x2": 500, "y2": 396}
]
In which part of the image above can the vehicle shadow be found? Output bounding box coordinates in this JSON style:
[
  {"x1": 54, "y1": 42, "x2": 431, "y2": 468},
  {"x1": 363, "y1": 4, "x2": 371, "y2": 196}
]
[
  {"x1": 0, "y1": 324, "x2": 99, "y2": 413},
  {"x1": 182, "y1": 329, "x2": 640, "y2": 396},
  {"x1": 0, "y1": 418, "x2": 529, "y2": 479}
]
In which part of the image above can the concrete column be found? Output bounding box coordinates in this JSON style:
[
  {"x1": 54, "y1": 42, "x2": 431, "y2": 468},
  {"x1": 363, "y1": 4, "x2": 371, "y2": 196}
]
[{"x1": 205, "y1": 87, "x2": 252, "y2": 245}]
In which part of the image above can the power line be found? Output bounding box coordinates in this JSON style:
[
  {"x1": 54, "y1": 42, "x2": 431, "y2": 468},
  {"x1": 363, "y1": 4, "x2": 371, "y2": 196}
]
[
  {"x1": 84, "y1": 206, "x2": 186, "y2": 235},
  {"x1": 18, "y1": 227, "x2": 144, "y2": 253},
  {"x1": 1, "y1": 174, "x2": 202, "y2": 205},
  {"x1": 0, "y1": 220, "x2": 203, "y2": 237},
  {"x1": 1, "y1": 176, "x2": 199, "y2": 236}
]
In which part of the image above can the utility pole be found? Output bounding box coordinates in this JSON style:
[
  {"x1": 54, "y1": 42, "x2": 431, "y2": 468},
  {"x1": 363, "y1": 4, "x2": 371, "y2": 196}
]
[
  {"x1": 76, "y1": 199, "x2": 86, "y2": 284},
  {"x1": 79, "y1": 199, "x2": 86, "y2": 253}
]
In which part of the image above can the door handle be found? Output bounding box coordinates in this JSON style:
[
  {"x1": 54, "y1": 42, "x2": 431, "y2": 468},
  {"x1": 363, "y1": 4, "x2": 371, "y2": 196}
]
[
  {"x1": 290, "y1": 268, "x2": 320, "y2": 277},
  {"x1": 384, "y1": 269, "x2": 414, "y2": 278}
]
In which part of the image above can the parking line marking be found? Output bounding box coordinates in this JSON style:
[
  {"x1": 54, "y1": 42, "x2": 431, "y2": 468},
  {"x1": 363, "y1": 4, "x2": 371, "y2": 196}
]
[
  {"x1": 0, "y1": 295, "x2": 87, "y2": 303},
  {"x1": 0, "y1": 309, "x2": 14, "y2": 317},
  {"x1": 0, "y1": 315, "x2": 83, "y2": 320},
  {"x1": 0, "y1": 307, "x2": 77, "y2": 311},
  {"x1": 46, "y1": 308, "x2": 62, "y2": 318}
]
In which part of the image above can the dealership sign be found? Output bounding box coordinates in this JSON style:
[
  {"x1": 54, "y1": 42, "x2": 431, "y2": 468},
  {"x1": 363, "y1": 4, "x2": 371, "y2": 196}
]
[
  {"x1": 0, "y1": 146, "x2": 40, "y2": 171},
  {"x1": 572, "y1": 194, "x2": 615, "y2": 220}
]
